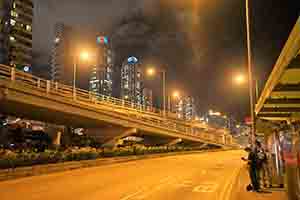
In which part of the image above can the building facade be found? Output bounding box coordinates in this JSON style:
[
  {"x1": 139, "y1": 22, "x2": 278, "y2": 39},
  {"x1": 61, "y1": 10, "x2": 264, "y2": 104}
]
[
  {"x1": 50, "y1": 23, "x2": 73, "y2": 85},
  {"x1": 174, "y1": 96, "x2": 195, "y2": 120},
  {"x1": 121, "y1": 56, "x2": 143, "y2": 104},
  {"x1": 89, "y1": 36, "x2": 113, "y2": 96},
  {"x1": 184, "y1": 96, "x2": 195, "y2": 121},
  {"x1": 0, "y1": 0, "x2": 33, "y2": 68}
]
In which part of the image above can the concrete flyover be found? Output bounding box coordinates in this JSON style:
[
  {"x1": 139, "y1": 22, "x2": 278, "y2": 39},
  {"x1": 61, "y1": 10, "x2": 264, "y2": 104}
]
[{"x1": 0, "y1": 64, "x2": 234, "y2": 147}]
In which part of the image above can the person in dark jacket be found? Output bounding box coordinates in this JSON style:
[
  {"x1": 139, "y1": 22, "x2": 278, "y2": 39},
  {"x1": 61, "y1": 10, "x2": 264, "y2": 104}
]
[{"x1": 243, "y1": 146, "x2": 260, "y2": 191}]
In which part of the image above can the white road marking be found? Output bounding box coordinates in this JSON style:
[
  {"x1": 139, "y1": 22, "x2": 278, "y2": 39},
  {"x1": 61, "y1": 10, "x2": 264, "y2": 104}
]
[
  {"x1": 120, "y1": 176, "x2": 173, "y2": 200},
  {"x1": 120, "y1": 189, "x2": 144, "y2": 200},
  {"x1": 174, "y1": 180, "x2": 193, "y2": 188},
  {"x1": 193, "y1": 183, "x2": 219, "y2": 193}
]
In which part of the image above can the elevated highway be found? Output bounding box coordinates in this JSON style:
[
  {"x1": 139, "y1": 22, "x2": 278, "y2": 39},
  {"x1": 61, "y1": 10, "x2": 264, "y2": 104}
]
[{"x1": 0, "y1": 64, "x2": 234, "y2": 147}]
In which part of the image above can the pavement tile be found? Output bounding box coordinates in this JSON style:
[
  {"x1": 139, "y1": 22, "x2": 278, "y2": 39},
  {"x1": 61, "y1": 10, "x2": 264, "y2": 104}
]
[{"x1": 232, "y1": 166, "x2": 287, "y2": 200}]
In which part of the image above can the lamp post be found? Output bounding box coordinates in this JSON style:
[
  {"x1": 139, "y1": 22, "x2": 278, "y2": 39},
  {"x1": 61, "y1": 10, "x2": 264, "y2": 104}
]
[
  {"x1": 245, "y1": 0, "x2": 256, "y2": 145},
  {"x1": 73, "y1": 51, "x2": 90, "y2": 99},
  {"x1": 146, "y1": 67, "x2": 166, "y2": 116},
  {"x1": 233, "y1": 71, "x2": 258, "y2": 144}
]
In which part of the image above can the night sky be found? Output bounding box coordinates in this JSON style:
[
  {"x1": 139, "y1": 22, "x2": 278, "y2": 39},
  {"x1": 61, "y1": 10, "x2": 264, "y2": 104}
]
[{"x1": 32, "y1": 0, "x2": 300, "y2": 121}]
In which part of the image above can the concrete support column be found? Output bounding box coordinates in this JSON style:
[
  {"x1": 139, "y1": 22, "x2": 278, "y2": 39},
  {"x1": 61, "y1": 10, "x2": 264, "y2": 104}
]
[
  {"x1": 37, "y1": 79, "x2": 41, "y2": 88},
  {"x1": 221, "y1": 135, "x2": 226, "y2": 144},
  {"x1": 85, "y1": 127, "x2": 138, "y2": 148},
  {"x1": 45, "y1": 125, "x2": 64, "y2": 147},
  {"x1": 46, "y1": 80, "x2": 50, "y2": 93},
  {"x1": 11, "y1": 67, "x2": 15, "y2": 81},
  {"x1": 167, "y1": 138, "x2": 182, "y2": 146},
  {"x1": 52, "y1": 131, "x2": 62, "y2": 146}
]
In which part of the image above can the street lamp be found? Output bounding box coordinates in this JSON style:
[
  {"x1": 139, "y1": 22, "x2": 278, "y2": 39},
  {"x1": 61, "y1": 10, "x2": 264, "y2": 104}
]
[
  {"x1": 234, "y1": 73, "x2": 259, "y2": 101},
  {"x1": 146, "y1": 68, "x2": 156, "y2": 76},
  {"x1": 245, "y1": 0, "x2": 256, "y2": 146},
  {"x1": 234, "y1": 74, "x2": 246, "y2": 85},
  {"x1": 172, "y1": 91, "x2": 180, "y2": 98},
  {"x1": 73, "y1": 51, "x2": 90, "y2": 99},
  {"x1": 146, "y1": 67, "x2": 166, "y2": 116},
  {"x1": 80, "y1": 51, "x2": 89, "y2": 61}
]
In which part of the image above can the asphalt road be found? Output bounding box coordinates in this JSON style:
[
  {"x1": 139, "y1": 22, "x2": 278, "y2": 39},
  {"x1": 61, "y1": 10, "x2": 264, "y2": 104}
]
[{"x1": 0, "y1": 150, "x2": 245, "y2": 200}]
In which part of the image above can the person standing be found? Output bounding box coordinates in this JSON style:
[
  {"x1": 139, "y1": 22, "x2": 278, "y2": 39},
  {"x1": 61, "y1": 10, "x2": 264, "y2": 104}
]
[
  {"x1": 244, "y1": 146, "x2": 260, "y2": 191},
  {"x1": 256, "y1": 142, "x2": 270, "y2": 188},
  {"x1": 262, "y1": 149, "x2": 272, "y2": 188}
]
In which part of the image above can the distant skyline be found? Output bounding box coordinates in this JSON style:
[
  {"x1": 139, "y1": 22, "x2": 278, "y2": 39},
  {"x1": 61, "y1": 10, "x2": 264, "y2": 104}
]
[{"x1": 32, "y1": 0, "x2": 300, "y2": 120}]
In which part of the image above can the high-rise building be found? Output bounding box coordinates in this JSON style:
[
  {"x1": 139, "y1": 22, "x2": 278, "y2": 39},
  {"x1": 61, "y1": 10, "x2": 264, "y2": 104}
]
[
  {"x1": 0, "y1": 0, "x2": 33, "y2": 68},
  {"x1": 121, "y1": 56, "x2": 143, "y2": 104},
  {"x1": 50, "y1": 23, "x2": 73, "y2": 85},
  {"x1": 184, "y1": 96, "x2": 195, "y2": 121},
  {"x1": 89, "y1": 36, "x2": 113, "y2": 96},
  {"x1": 174, "y1": 96, "x2": 195, "y2": 120}
]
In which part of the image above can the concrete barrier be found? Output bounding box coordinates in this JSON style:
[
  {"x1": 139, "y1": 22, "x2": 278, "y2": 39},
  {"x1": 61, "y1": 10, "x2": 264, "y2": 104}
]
[{"x1": 0, "y1": 149, "x2": 232, "y2": 182}]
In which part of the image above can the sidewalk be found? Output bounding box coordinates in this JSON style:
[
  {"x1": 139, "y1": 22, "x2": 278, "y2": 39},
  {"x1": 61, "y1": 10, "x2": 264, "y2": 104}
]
[{"x1": 231, "y1": 165, "x2": 287, "y2": 200}]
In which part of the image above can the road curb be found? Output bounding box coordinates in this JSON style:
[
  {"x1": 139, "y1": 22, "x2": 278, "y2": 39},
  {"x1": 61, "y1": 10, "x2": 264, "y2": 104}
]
[{"x1": 0, "y1": 149, "x2": 232, "y2": 182}]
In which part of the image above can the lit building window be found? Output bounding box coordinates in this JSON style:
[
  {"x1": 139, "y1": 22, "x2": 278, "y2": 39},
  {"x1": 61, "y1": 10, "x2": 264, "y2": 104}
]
[
  {"x1": 10, "y1": 19, "x2": 16, "y2": 26},
  {"x1": 26, "y1": 25, "x2": 32, "y2": 32},
  {"x1": 13, "y1": 2, "x2": 16, "y2": 9},
  {"x1": 9, "y1": 36, "x2": 15, "y2": 41},
  {"x1": 11, "y1": 11, "x2": 18, "y2": 18},
  {"x1": 54, "y1": 37, "x2": 60, "y2": 43},
  {"x1": 107, "y1": 57, "x2": 111, "y2": 64}
]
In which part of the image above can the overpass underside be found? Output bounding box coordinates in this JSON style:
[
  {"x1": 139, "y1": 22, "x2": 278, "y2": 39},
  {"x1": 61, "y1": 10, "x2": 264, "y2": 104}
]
[{"x1": 0, "y1": 66, "x2": 231, "y2": 148}]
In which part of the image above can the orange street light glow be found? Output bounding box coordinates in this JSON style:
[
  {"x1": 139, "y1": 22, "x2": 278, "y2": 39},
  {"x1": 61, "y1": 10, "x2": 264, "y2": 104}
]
[
  {"x1": 172, "y1": 91, "x2": 180, "y2": 98},
  {"x1": 147, "y1": 68, "x2": 156, "y2": 76},
  {"x1": 235, "y1": 74, "x2": 245, "y2": 84},
  {"x1": 80, "y1": 51, "x2": 90, "y2": 61}
]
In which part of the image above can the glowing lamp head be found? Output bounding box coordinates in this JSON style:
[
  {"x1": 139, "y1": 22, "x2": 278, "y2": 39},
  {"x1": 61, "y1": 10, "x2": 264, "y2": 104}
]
[
  {"x1": 147, "y1": 68, "x2": 156, "y2": 76},
  {"x1": 172, "y1": 91, "x2": 180, "y2": 98},
  {"x1": 80, "y1": 51, "x2": 90, "y2": 61},
  {"x1": 235, "y1": 74, "x2": 245, "y2": 84}
]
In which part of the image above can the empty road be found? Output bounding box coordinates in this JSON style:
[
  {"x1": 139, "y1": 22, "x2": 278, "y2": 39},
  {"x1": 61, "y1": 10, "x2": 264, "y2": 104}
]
[{"x1": 0, "y1": 150, "x2": 245, "y2": 200}]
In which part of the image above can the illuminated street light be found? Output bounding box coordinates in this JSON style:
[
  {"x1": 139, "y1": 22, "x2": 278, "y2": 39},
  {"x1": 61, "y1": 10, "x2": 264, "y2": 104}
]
[
  {"x1": 146, "y1": 68, "x2": 156, "y2": 76},
  {"x1": 172, "y1": 91, "x2": 180, "y2": 98},
  {"x1": 80, "y1": 51, "x2": 90, "y2": 61},
  {"x1": 146, "y1": 66, "x2": 166, "y2": 116},
  {"x1": 234, "y1": 74, "x2": 246, "y2": 85},
  {"x1": 73, "y1": 50, "x2": 91, "y2": 99}
]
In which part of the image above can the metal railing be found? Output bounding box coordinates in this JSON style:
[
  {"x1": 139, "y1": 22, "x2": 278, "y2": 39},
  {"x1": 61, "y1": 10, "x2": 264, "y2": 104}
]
[{"x1": 0, "y1": 64, "x2": 233, "y2": 146}]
